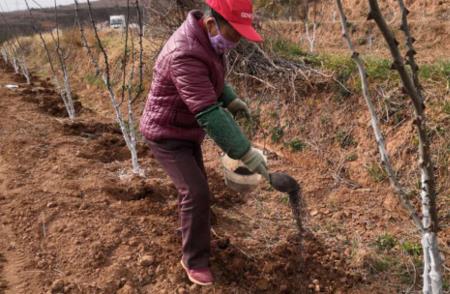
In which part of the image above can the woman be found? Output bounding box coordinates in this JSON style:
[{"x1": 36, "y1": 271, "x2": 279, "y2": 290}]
[{"x1": 140, "y1": 0, "x2": 267, "y2": 286}]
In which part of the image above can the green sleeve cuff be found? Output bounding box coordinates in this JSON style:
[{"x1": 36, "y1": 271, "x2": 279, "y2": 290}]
[
  {"x1": 196, "y1": 104, "x2": 251, "y2": 159},
  {"x1": 219, "y1": 83, "x2": 238, "y2": 107}
]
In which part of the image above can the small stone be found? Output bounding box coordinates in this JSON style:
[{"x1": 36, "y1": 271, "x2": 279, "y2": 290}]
[
  {"x1": 79, "y1": 203, "x2": 89, "y2": 210},
  {"x1": 64, "y1": 284, "x2": 74, "y2": 292},
  {"x1": 314, "y1": 284, "x2": 321, "y2": 292},
  {"x1": 119, "y1": 278, "x2": 127, "y2": 287},
  {"x1": 332, "y1": 211, "x2": 345, "y2": 220},
  {"x1": 50, "y1": 279, "x2": 64, "y2": 293},
  {"x1": 189, "y1": 283, "x2": 198, "y2": 291},
  {"x1": 310, "y1": 210, "x2": 319, "y2": 216},
  {"x1": 365, "y1": 221, "x2": 375, "y2": 230},
  {"x1": 37, "y1": 260, "x2": 47, "y2": 269},
  {"x1": 121, "y1": 255, "x2": 132, "y2": 262},
  {"x1": 176, "y1": 287, "x2": 188, "y2": 294},
  {"x1": 117, "y1": 284, "x2": 136, "y2": 294},
  {"x1": 331, "y1": 251, "x2": 339, "y2": 259},
  {"x1": 139, "y1": 255, "x2": 154, "y2": 266},
  {"x1": 344, "y1": 248, "x2": 352, "y2": 256},
  {"x1": 47, "y1": 202, "x2": 57, "y2": 208},
  {"x1": 128, "y1": 239, "x2": 139, "y2": 247},
  {"x1": 256, "y1": 278, "x2": 270, "y2": 290},
  {"x1": 312, "y1": 279, "x2": 320, "y2": 285}
]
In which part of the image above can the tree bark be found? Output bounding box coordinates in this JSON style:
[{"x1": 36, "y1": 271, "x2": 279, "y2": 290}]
[
  {"x1": 74, "y1": 0, "x2": 100, "y2": 76},
  {"x1": 335, "y1": 0, "x2": 424, "y2": 232},
  {"x1": 86, "y1": 0, "x2": 143, "y2": 175},
  {"x1": 367, "y1": 0, "x2": 442, "y2": 292},
  {"x1": 24, "y1": 0, "x2": 75, "y2": 119}
]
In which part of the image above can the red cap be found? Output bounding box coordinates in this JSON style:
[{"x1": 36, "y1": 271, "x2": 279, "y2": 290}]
[{"x1": 205, "y1": 0, "x2": 263, "y2": 42}]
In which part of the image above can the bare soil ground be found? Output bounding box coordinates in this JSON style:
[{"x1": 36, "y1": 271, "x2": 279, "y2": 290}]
[
  {"x1": 0, "y1": 63, "x2": 362, "y2": 293},
  {"x1": 2, "y1": 0, "x2": 449, "y2": 291},
  {"x1": 2, "y1": 57, "x2": 444, "y2": 293}
]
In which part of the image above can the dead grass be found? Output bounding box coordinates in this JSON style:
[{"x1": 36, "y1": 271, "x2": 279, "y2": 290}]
[{"x1": 261, "y1": 0, "x2": 450, "y2": 64}]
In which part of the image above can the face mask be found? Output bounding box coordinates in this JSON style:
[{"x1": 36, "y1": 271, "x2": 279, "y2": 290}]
[{"x1": 208, "y1": 20, "x2": 238, "y2": 55}]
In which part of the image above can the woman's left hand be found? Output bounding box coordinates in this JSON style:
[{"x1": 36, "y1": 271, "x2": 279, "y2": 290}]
[{"x1": 226, "y1": 98, "x2": 250, "y2": 118}]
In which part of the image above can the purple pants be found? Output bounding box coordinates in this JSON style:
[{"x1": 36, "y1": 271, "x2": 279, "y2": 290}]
[{"x1": 147, "y1": 139, "x2": 211, "y2": 269}]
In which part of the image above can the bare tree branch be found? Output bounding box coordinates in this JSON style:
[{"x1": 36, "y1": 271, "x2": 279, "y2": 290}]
[
  {"x1": 303, "y1": 1, "x2": 319, "y2": 53},
  {"x1": 335, "y1": 0, "x2": 424, "y2": 232},
  {"x1": 86, "y1": 0, "x2": 143, "y2": 175},
  {"x1": 86, "y1": 0, "x2": 113, "y2": 92},
  {"x1": 367, "y1": 0, "x2": 442, "y2": 292},
  {"x1": 367, "y1": 0, "x2": 437, "y2": 235},
  {"x1": 397, "y1": 0, "x2": 423, "y2": 104},
  {"x1": 126, "y1": 36, "x2": 140, "y2": 175},
  {"x1": 74, "y1": 0, "x2": 100, "y2": 76},
  {"x1": 0, "y1": 9, "x2": 31, "y2": 83},
  {"x1": 1, "y1": 42, "x2": 20, "y2": 74},
  {"x1": 1, "y1": 46, "x2": 9, "y2": 63},
  {"x1": 135, "y1": 0, "x2": 145, "y2": 97},
  {"x1": 24, "y1": 0, "x2": 76, "y2": 119},
  {"x1": 51, "y1": 0, "x2": 76, "y2": 119},
  {"x1": 120, "y1": 0, "x2": 131, "y2": 106},
  {"x1": 24, "y1": 0, "x2": 57, "y2": 76}
]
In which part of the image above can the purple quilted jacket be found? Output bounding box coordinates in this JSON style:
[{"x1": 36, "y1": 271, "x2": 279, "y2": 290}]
[{"x1": 139, "y1": 10, "x2": 226, "y2": 143}]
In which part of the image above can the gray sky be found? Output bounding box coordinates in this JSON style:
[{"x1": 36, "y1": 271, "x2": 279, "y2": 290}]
[{"x1": 0, "y1": 0, "x2": 94, "y2": 12}]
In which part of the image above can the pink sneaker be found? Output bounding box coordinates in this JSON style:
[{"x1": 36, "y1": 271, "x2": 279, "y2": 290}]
[{"x1": 180, "y1": 260, "x2": 214, "y2": 286}]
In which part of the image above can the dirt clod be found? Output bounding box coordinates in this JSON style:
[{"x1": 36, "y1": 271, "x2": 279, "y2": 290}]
[
  {"x1": 103, "y1": 177, "x2": 154, "y2": 201},
  {"x1": 280, "y1": 284, "x2": 288, "y2": 292},
  {"x1": 256, "y1": 278, "x2": 270, "y2": 290},
  {"x1": 50, "y1": 279, "x2": 64, "y2": 293},
  {"x1": 47, "y1": 202, "x2": 57, "y2": 208},
  {"x1": 234, "y1": 166, "x2": 254, "y2": 175},
  {"x1": 117, "y1": 284, "x2": 136, "y2": 294},
  {"x1": 189, "y1": 284, "x2": 198, "y2": 291},
  {"x1": 216, "y1": 238, "x2": 230, "y2": 249},
  {"x1": 139, "y1": 255, "x2": 155, "y2": 267}
]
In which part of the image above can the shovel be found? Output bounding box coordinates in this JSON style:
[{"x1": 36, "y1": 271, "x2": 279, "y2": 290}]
[
  {"x1": 266, "y1": 172, "x2": 304, "y2": 233},
  {"x1": 236, "y1": 111, "x2": 304, "y2": 233}
]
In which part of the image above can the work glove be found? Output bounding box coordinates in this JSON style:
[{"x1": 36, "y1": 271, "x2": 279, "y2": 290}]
[
  {"x1": 196, "y1": 104, "x2": 251, "y2": 159},
  {"x1": 240, "y1": 147, "x2": 269, "y2": 180},
  {"x1": 227, "y1": 98, "x2": 251, "y2": 118},
  {"x1": 196, "y1": 104, "x2": 268, "y2": 179}
]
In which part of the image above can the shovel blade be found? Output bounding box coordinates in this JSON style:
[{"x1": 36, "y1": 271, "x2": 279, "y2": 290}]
[{"x1": 269, "y1": 172, "x2": 300, "y2": 193}]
